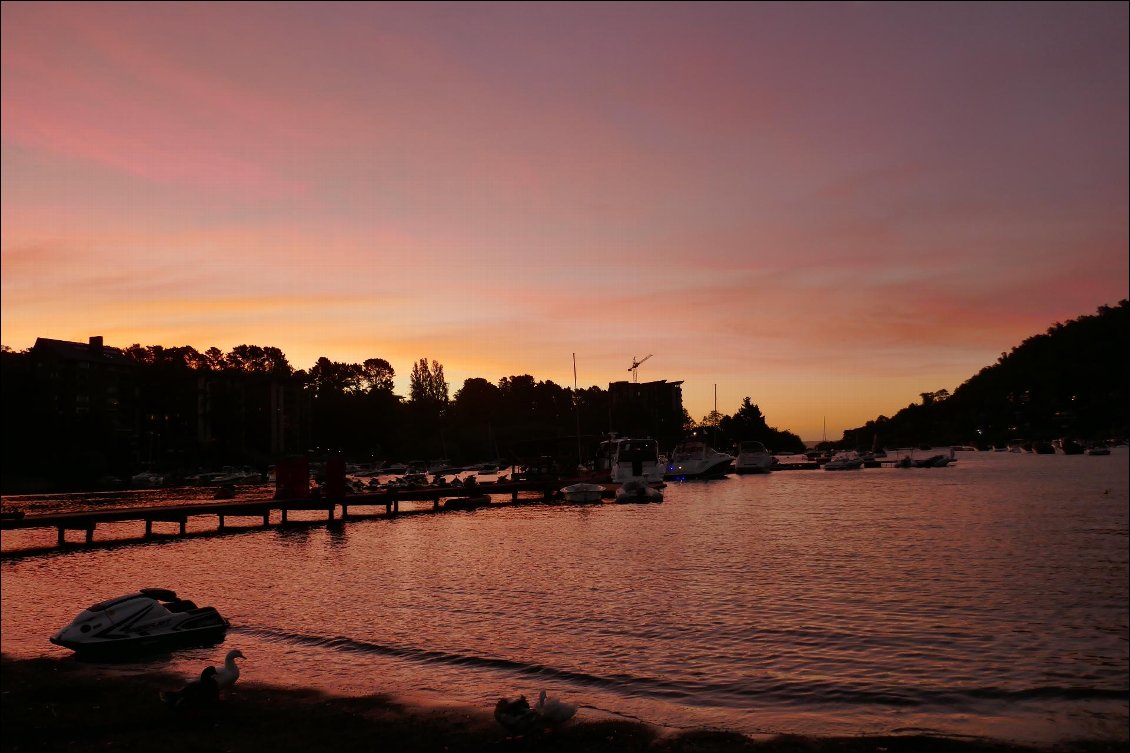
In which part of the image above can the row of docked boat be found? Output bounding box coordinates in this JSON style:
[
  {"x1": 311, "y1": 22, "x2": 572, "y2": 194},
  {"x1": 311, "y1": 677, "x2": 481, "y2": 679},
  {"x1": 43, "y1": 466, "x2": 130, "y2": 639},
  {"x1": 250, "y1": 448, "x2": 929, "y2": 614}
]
[
  {"x1": 558, "y1": 436, "x2": 777, "y2": 504},
  {"x1": 559, "y1": 479, "x2": 666, "y2": 504},
  {"x1": 597, "y1": 436, "x2": 773, "y2": 481}
]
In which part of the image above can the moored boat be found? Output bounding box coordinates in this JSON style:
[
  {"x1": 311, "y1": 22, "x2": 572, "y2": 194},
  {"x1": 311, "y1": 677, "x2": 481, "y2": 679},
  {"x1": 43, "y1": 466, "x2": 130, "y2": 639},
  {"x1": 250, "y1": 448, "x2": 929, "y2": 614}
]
[
  {"x1": 734, "y1": 440, "x2": 773, "y2": 474},
  {"x1": 610, "y1": 438, "x2": 666, "y2": 483},
  {"x1": 443, "y1": 494, "x2": 492, "y2": 510},
  {"x1": 664, "y1": 440, "x2": 734, "y2": 479},
  {"x1": 824, "y1": 452, "x2": 864, "y2": 470},
  {"x1": 560, "y1": 482, "x2": 606, "y2": 503},
  {"x1": 614, "y1": 479, "x2": 664, "y2": 503}
]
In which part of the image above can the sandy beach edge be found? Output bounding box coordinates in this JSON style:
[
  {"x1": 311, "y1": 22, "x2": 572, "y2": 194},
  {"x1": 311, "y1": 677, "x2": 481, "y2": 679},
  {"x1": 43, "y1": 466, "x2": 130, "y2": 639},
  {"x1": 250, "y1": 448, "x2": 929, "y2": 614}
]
[{"x1": 1, "y1": 654, "x2": 1117, "y2": 752}]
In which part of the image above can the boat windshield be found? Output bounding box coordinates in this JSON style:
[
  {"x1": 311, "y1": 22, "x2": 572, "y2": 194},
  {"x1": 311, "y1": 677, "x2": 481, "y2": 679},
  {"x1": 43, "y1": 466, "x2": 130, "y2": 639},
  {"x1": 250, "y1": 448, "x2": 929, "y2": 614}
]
[{"x1": 616, "y1": 440, "x2": 658, "y2": 461}]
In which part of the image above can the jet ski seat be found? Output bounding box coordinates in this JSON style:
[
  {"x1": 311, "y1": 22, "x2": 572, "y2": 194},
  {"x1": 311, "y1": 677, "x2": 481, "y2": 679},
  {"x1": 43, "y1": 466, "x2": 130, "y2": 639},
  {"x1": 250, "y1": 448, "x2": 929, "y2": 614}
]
[{"x1": 166, "y1": 599, "x2": 198, "y2": 612}]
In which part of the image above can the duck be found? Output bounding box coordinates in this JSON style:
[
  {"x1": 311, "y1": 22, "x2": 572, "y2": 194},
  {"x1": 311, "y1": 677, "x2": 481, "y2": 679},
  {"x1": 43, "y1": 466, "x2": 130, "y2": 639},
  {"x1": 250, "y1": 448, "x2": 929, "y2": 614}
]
[
  {"x1": 536, "y1": 689, "x2": 577, "y2": 725},
  {"x1": 160, "y1": 666, "x2": 219, "y2": 711},
  {"x1": 494, "y1": 695, "x2": 540, "y2": 734},
  {"x1": 213, "y1": 649, "x2": 245, "y2": 693}
]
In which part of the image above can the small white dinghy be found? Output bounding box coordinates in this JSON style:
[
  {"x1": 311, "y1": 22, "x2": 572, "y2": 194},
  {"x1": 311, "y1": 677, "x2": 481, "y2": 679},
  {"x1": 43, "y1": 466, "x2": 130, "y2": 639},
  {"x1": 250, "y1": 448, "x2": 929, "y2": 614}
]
[{"x1": 560, "y1": 483, "x2": 605, "y2": 503}]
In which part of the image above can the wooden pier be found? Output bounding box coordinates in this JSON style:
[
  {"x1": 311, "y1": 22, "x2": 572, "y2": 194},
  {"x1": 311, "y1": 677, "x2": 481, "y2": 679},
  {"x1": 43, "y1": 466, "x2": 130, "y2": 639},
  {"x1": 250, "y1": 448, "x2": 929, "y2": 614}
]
[{"x1": 0, "y1": 481, "x2": 568, "y2": 553}]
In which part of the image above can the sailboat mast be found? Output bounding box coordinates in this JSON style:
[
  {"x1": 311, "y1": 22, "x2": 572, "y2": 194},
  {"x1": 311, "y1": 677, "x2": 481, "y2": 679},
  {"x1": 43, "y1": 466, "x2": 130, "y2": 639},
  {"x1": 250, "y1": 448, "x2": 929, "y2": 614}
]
[{"x1": 573, "y1": 353, "x2": 583, "y2": 470}]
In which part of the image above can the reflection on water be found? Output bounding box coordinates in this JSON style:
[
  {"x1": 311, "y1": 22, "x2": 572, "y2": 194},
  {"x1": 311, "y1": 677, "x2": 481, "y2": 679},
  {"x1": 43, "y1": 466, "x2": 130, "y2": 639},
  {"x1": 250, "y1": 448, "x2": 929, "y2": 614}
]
[{"x1": 3, "y1": 451, "x2": 1128, "y2": 746}]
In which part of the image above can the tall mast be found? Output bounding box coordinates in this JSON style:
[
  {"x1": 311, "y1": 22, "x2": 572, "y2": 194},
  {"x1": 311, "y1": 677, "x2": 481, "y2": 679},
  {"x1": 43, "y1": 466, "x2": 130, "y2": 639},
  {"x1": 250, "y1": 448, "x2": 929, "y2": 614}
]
[{"x1": 573, "y1": 353, "x2": 583, "y2": 469}]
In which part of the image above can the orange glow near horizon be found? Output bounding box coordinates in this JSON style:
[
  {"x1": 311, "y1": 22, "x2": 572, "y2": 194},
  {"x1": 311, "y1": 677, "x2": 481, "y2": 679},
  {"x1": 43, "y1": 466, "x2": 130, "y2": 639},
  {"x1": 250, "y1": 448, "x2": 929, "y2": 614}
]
[{"x1": 3, "y1": 2, "x2": 1127, "y2": 441}]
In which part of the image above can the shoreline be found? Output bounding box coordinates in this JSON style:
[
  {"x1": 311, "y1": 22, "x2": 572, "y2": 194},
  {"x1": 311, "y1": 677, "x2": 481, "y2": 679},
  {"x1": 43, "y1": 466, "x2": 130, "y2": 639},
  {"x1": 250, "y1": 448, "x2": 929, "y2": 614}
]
[{"x1": 5, "y1": 655, "x2": 1113, "y2": 752}]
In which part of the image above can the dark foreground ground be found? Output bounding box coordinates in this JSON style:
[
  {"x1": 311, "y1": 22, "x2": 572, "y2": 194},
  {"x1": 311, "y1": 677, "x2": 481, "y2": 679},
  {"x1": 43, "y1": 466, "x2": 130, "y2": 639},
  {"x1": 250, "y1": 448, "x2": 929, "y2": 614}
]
[{"x1": 2, "y1": 656, "x2": 1121, "y2": 752}]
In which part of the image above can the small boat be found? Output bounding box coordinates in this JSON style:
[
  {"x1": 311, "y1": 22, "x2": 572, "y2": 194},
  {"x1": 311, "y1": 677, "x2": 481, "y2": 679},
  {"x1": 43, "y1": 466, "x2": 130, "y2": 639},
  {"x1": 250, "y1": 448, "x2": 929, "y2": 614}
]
[
  {"x1": 560, "y1": 482, "x2": 606, "y2": 503},
  {"x1": 443, "y1": 494, "x2": 492, "y2": 511},
  {"x1": 615, "y1": 479, "x2": 664, "y2": 503},
  {"x1": 913, "y1": 454, "x2": 954, "y2": 468},
  {"x1": 663, "y1": 440, "x2": 734, "y2": 479},
  {"x1": 50, "y1": 588, "x2": 230, "y2": 657},
  {"x1": 824, "y1": 452, "x2": 864, "y2": 471},
  {"x1": 130, "y1": 470, "x2": 166, "y2": 488},
  {"x1": 734, "y1": 440, "x2": 773, "y2": 474}
]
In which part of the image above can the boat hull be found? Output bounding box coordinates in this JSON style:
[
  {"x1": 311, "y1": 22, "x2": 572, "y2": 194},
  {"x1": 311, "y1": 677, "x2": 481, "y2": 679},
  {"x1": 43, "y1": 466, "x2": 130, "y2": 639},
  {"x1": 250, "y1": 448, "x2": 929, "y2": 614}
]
[
  {"x1": 663, "y1": 459, "x2": 734, "y2": 480},
  {"x1": 51, "y1": 623, "x2": 229, "y2": 658},
  {"x1": 444, "y1": 495, "x2": 492, "y2": 510},
  {"x1": 614, "y1": 481, "x2": 663, "y2": 503}
]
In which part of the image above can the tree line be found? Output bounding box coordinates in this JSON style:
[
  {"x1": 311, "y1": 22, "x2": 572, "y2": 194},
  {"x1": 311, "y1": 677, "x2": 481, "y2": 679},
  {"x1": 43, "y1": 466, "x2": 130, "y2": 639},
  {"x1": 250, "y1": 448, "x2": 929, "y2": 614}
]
[{"x1": 0, "y1": 341, "x2": 805, "y2": 491}]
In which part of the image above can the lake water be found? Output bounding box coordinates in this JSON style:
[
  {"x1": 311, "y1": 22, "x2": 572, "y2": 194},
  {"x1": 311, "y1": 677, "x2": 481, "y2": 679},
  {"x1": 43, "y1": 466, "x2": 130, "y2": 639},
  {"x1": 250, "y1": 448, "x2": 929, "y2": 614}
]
[{"x1": 2, "y1": 449, "x2": 1127, "y2": 747}]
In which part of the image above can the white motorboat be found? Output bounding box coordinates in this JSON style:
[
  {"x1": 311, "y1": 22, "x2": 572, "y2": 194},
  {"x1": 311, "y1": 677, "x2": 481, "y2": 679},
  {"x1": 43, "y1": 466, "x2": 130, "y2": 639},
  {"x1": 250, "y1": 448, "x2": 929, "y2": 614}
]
[
  {"x1": 663, "y1": 440, "x2": 734, "y2": 479},
  {"x1": 614, "y1": 479, "x2": 664, "y2": 503},
  {"x1": 824, "y1": 452, "x2": 864, "y2": 470},
  {"x1": 734, "y1": 440, "x2": 773, "y2": 474},
  {"x1": 560, "y1": 482, "x2": 606, "y2": 503},
  {"x1": 50, "y1": 588, "x2": 230, "y2": 657},
  {"x1": 610, "y1": 438, "x2": 666, "y2": 483}
]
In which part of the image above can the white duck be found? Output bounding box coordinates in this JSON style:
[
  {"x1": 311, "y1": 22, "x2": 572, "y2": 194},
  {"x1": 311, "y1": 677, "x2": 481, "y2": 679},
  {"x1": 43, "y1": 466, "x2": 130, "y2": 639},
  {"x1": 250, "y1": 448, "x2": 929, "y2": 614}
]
[
  {"x1": 213, "y1": 649, "x2": 245, "y2": 693},
  {"x1": 535, "y1": 689, "x2": 577, "y2": 725}
]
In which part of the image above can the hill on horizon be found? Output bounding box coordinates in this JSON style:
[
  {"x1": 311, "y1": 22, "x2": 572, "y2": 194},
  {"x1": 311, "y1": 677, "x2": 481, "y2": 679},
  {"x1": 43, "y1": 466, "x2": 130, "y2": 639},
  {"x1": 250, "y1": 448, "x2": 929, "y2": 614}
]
[{"x1": 840, "y1": 300, "x2": 1129, "y2": 449}]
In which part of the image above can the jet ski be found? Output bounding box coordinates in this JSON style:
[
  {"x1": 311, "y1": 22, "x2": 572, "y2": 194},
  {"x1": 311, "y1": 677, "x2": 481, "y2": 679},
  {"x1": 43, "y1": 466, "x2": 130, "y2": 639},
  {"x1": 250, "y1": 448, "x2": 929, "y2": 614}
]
[{"x1": 50, "y1": 588, "x2": 230, "y2": 657}]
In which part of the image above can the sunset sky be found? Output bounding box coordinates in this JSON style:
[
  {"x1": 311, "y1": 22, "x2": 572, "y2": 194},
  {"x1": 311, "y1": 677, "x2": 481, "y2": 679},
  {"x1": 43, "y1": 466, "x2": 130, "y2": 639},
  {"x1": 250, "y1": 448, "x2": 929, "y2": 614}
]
[{"x1": 2, "y1": 2, "x2": 1127, "y2": 440}]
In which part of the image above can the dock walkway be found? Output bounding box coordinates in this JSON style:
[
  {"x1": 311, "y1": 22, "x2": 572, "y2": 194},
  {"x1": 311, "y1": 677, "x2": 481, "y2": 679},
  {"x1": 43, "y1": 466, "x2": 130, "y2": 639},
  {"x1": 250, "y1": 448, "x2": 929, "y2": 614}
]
[{"x1": 0, "y1": 481, "x2": 564, "y2": 552}]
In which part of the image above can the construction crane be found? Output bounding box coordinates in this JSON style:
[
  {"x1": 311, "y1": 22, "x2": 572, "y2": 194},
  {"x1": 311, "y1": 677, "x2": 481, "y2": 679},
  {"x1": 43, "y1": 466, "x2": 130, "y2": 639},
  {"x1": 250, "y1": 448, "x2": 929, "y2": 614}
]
[{"x1": 628, "y1": 354, "x2": 653, "y2": 383}]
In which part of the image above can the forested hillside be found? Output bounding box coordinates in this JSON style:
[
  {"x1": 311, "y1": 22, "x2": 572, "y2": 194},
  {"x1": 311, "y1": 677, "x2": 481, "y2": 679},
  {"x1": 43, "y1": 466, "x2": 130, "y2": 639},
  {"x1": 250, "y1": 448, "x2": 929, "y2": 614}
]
[{"x1": 841, "y1": 301, "x2": 1129, "y2": 449}]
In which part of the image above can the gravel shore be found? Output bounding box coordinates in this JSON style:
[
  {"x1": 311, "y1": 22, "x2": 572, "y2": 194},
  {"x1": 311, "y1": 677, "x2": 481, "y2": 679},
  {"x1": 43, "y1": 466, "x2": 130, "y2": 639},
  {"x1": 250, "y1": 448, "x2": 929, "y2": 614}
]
[{"x1": 2, "y1": 655, "x2": 1109, "y2": 752}]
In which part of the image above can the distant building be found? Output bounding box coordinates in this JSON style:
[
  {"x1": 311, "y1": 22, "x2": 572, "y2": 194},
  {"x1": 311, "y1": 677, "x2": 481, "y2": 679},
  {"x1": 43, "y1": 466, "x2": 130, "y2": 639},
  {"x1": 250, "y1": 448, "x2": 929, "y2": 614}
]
[
  {"x1": 28, "y1": 336, "x2": 139, "y2": 474},
  {"x1": 23, "y1": 335, "x2": 309, "y2": 476},
  {"x1": 607, "y1": 379, "x2": 685, "y2": 447}
]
